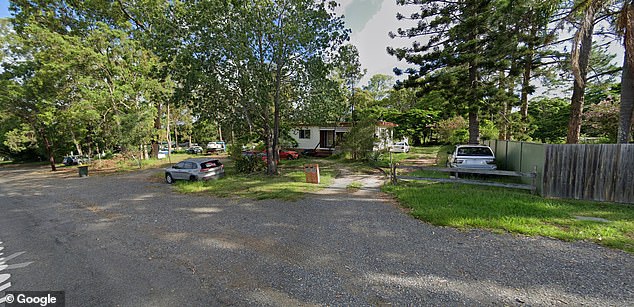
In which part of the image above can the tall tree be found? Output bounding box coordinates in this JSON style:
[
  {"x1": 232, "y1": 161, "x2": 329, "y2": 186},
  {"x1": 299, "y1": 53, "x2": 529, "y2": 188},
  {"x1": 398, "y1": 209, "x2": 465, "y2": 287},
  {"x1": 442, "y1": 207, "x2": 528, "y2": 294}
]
[
  {"x1": 2, "y1": 1, "x2": 172, "y2": 168},
  {"x1": 567, "y1": 0, "x2": 604, "y2": 143},
  {"x1": 363, "y1": 74, "x2": 394, "y2": 102},
  {"x1": 389, "y1": 0, "x2": 503, "y2": 144},
  {"x1": 617, "y1": 0, "x2": 634, "y2": 143},
  {"x1": 178, "y1": 0, "x2": 348, "y2": 175},
  {"x1": 334, "y1": 44, "x2": 366, "y2": 123}
]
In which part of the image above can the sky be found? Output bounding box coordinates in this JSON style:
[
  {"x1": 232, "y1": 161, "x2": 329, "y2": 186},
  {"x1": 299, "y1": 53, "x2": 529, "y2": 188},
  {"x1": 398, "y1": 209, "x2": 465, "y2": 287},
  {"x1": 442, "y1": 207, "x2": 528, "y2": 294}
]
[
  {"x1": 0, "y1": 0, "x2": 624, "y2": 88},
  {"x1": 337, "y1": 0, "x2": 419, "y2": 85},
  {"x1": 0, "y1": 1, "x2": 8, "y2": 19}
]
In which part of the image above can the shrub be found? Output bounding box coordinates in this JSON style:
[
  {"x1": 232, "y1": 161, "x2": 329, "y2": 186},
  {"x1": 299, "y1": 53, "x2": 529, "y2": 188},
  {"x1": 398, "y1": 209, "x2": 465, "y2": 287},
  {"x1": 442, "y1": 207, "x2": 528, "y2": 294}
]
[
  {"x1": 436, "y1": 116, "x2": 468, "y2": 144},
  {"x1": 479, "y1": 119, "x2": 499, "y2": 141},
  {"x1": 234, "y1": 155, "x2": 266, "y2": 173},
  {"x1": 339, "y1": 120, "x2": 376, "y2": 160},
  {"x1": 228, "y1": 143, "x2": 243, "y2": 160},
  {"x1": 448, "y1": 129, "x2": 469, "y2": 144}
]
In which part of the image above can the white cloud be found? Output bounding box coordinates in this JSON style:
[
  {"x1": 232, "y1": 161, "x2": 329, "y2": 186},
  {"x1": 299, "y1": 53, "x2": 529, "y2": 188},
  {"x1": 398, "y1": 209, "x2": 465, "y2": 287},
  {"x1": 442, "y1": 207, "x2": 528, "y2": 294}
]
[{"x1": 340, "y1": 1, "x2": 420, "y2": 85}]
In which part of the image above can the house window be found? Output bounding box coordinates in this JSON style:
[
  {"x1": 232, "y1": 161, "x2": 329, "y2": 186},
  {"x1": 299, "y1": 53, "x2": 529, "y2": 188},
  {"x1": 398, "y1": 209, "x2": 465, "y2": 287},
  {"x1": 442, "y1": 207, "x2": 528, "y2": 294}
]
[{"x1": 299, "y1": 129, "x2": 311, "y2": 139}]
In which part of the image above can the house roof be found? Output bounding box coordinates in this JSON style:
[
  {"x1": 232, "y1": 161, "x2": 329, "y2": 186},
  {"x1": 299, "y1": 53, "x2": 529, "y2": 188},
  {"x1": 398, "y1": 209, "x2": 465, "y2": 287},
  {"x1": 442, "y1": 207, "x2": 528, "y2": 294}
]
[
  {"x1": 294, "y1": 121, "x2": 397, "y2": 128},
  {"x1": 376, "y1": 121, "x2": 398, "y2": 127}
]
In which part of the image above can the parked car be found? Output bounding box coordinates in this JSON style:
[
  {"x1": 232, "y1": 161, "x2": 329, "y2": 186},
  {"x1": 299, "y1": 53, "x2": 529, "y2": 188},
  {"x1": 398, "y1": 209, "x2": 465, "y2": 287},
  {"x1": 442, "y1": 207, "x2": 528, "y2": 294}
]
[
  {"x1": 390, "y1": 141, "x2": 410, "y2": 153},
  {"x1": 186, "y1": 146, "x2": 204, "y2": 154},
  {"x1": 62, "y1": 155, "x2": 89, "y2": 166},
  {"x1": 206, "y1": 141, "x2": 226, "y2": 153},
  {"x1": 164, "y1": 158, "x2": 225, "y2": 183},
  {"x1": 279, "y1": 150, "x2": 299, "y2": 160},
  {"x1": 447, "y1": 145, "x2": 497, "y2": 169},
  {"x1": 241, "y1": 150, "x2": 257, "y2": 158},
  {"x1": 252, "y1": 150, "x2": 299, "y2": 161}
]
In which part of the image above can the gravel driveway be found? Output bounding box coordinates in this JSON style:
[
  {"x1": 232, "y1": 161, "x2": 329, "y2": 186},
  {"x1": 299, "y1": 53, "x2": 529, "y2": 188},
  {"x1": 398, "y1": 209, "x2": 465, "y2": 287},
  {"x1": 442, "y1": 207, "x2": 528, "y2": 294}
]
[{"x1": 0, "y1": 166, "x2": 632, "y2": 306}]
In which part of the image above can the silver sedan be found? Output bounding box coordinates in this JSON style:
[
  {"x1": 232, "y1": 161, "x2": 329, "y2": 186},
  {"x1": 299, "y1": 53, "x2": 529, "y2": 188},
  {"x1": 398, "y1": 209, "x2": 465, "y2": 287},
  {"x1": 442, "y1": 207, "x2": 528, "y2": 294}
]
[{"x1": 165, "y1": 158, "x2": 225, "y2": 183}]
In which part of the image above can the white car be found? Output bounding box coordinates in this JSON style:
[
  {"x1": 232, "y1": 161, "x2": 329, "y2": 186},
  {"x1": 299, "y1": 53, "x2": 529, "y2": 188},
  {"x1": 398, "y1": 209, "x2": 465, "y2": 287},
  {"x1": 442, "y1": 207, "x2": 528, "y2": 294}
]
[
  {"x1": 447, "y1": 145, "x2": 497, "y2": 169},
  {"x1": 390, "y1": 141, "x2": 410, "y2": 153},
  {"x1": 206, "y1": 141, "x2": 226, "y2": 152}
]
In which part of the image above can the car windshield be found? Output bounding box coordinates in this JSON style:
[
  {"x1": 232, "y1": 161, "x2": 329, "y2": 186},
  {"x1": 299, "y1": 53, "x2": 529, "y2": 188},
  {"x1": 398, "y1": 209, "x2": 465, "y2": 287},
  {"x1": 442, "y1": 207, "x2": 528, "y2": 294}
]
[{"x1": 457, "y1": 147, "x2": 493, "y2": 156}]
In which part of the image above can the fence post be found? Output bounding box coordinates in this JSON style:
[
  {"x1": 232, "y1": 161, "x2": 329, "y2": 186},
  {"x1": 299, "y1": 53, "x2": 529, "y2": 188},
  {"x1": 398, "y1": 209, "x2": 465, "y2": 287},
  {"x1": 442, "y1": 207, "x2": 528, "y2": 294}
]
[
  {"x1": 531, "y1": 165, "x2": 537, "y2": 194},
  {"x1": 519, "y1": 142, "x2": 524, "y2": 172},
  {"x1": 391, "y1": 163, "x2": 398, "y2": 185}
]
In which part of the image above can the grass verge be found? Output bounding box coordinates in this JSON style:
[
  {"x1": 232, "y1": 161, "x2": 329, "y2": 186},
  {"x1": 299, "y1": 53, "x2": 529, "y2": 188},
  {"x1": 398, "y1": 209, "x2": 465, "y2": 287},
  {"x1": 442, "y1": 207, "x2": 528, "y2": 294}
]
[
  {"x1": 346, "y1": 181, "x2": 363, "y2": 191},
  {"x1": 113, "y1": 154, "x2": 202, "y2": 171},
  {"x1": 174, "y1": 167, "x2": 335, "y2": 201},
  {"x1": 383, "y1": 181, "x2": 634, "y2": 253}
]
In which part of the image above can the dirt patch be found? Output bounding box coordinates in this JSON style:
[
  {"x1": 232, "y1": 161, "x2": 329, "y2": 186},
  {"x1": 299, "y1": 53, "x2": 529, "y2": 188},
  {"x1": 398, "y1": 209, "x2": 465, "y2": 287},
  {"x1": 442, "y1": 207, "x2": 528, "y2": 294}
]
[{"x1": 402, "y1": 158, "x2": 438, "y2": 166}]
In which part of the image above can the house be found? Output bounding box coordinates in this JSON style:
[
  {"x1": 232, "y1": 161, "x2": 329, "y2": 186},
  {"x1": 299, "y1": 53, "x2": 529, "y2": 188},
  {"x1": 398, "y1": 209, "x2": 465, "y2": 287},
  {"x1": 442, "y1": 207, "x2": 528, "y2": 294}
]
[{"x1": 290, "y1": 121, "x2": 397, "y2": 153}]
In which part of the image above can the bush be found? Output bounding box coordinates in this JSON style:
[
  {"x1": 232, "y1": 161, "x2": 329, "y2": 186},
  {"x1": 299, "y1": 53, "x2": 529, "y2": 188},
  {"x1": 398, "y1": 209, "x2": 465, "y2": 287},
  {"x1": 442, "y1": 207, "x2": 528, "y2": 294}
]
[
  {"x1": 102, "y1": 151, "x2": 114, "y2": 159},
  {"x1": 228, "y1": 143, "x2": 243, "y2": 160},
  {"x1": 436, "y1": 116, "x2": 468, "y2": 144},
  {"x1": 479, "y1": 119, "x2": 499, "y2": 141},
  {"x1": 234, "y1": 155, "x2": 266, "y2": 173},
  {"x1": 339, "y1": 120, "x2": 376, "y2": 160},
  {"x1": 448, "y1": 129, "x2": 469, "y2": 144}
]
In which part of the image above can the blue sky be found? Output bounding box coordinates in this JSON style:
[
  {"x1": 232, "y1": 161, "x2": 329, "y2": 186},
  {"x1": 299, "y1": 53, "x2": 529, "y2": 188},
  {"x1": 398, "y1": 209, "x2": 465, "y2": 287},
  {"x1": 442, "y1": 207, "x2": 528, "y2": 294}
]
[
  {"x1": 0, "y1": 0, "x2": 623, "y2": 88},
  {"x1": 0, "y1": 0, "x2": 9, "y2": 18}
]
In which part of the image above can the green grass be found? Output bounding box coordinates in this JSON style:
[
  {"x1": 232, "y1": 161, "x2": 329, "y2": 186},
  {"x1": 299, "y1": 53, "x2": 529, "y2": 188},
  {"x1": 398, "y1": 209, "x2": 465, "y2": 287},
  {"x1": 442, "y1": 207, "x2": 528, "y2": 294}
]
[
  {"x1": 174, "y1": 166, "x2": 335, "y2": 201},
  {"x1": 114, "y1": 154, "x2": 198, "y2": 171},
  {"x1": 383, "y1": 181, "x2": 634, "y2": 253},
  {"x1": 346, "y1": 181, "x2": 363, "y2": 191}
]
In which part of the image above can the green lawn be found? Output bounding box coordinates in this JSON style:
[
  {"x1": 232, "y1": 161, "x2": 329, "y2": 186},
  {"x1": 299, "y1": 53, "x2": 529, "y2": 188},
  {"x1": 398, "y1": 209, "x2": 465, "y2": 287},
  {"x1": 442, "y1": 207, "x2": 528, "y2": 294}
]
[
  {"x1": 112, "y1": 153, "x2": 204, "y2": 171},
  {"x1": 383, "y1": 180, "x2": 634, "y2": 253},
  {"x1": 174, "y1": 167, "x2": 334, "y2": 201},
  {"x1": 346, "y1": 181, "x2": 363, "y2": 191}
]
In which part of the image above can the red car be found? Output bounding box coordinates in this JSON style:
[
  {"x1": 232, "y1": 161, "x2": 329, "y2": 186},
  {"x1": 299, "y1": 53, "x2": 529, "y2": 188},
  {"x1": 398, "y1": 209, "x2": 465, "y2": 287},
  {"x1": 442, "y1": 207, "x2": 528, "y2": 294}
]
[
  {"x1": 258, "y1": 150, "x2": 299, "y2": 161},
  {"x1": 279, "y1": 150, "x2": 299, "y2": 160}
]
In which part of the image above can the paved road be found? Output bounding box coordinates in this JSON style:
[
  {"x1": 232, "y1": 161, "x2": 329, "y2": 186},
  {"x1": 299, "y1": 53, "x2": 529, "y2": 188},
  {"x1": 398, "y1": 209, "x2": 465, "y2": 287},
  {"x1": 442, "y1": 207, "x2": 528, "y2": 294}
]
[{"x1": 0, "y1": 167, "x2": 632, "y2": 306}]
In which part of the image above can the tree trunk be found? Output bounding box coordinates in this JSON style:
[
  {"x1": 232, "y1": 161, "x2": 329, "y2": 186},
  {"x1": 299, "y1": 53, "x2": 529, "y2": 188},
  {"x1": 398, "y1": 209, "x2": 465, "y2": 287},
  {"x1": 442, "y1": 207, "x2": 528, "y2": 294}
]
[
  {"x1": 520, "y1": 50, "x2": 533, "y2": 125},
  {"x1": 42, "y1": 131, "x2": 56, "y2": 171},
  {"x1": 567, "y1": 1, "x2": 598, "y2": 144},
  {"x1": 174, "y1": 124, "x2": 178, "y2": 150},
  {"x1": 151, "y1": 103, "x2": 161, "y2": 159},
  {"x1": 618, "y1": 3, "x2": 634, "y2": 143},
  {"x1": 266, "y1": 130, "x2": 276, "y2": 175},
  {"x1": 70, "y1": 130, "x2": 83, "y2": 156},
  {"x1": 272, "y1": 64, "x2": 283, "y2": 167},
  {"x1": 567, "y1": 80, "x2": 587, "y2": 144},
  {"x1": 618, "y1": 48, "x2": 634, "y2": 143},
  {"x1": 468, "y1": 110, "x2": 480, "y2": 144},
  {"x1": 468, "y1": 58, "x2": 480, "y2": 144},
  {"x1": 218, "y1": 121, "x2": 223, "y2": 142},
  {"x1": 166, "y1": 103, "x2": 171, "y2": 163},
  {"x1": 498, "y1": 71, "x2": 509, "y2": 140}
]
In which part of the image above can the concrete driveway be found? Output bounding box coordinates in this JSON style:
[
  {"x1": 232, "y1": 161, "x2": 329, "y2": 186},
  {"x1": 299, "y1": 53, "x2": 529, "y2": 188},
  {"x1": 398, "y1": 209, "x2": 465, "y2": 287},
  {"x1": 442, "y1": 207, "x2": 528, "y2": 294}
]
[{"x1": 0, "y1": 166, "x2": 632, "y2": 306}]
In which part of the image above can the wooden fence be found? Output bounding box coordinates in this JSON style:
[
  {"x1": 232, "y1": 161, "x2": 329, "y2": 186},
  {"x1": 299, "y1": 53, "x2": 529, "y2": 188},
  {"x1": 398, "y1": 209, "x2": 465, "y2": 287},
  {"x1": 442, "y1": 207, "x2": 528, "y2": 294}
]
[{"x1": 543, "y1": 144, "x2": 634, "y2": 204}]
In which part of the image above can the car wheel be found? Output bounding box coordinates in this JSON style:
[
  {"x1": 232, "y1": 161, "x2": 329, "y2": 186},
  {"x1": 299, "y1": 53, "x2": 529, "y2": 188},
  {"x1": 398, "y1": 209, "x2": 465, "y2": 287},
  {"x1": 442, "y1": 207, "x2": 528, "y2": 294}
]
[
  {"x1": 189, "y1": 175, "x2": 198, "y2": 182},
  {"x1": 165, "y1": 173, "x2": 174, "y2": 184}
]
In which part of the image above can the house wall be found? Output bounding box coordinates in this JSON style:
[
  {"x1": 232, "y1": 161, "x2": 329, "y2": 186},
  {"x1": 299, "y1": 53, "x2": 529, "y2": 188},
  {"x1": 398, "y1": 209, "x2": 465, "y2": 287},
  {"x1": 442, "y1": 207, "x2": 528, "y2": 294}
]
[
  {"x1": 293, "y1": 125, "x2": 391, "y2": 150},
  {"x1": 291, "y1": 127, "x2": 321, "y2": 150}
]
